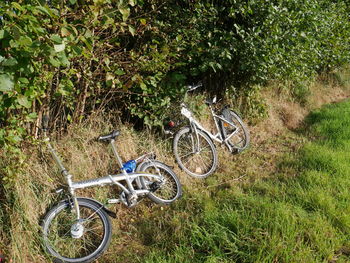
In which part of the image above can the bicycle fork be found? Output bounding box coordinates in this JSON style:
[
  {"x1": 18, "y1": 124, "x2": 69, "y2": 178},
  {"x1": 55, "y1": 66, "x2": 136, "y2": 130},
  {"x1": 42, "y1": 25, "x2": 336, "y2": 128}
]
[
  {"x1": 190, "y1": 123, "x2": 202, "y2": 153},
  {"x1": 45, "y1": 138, "x2": 81, "y2": 219}
]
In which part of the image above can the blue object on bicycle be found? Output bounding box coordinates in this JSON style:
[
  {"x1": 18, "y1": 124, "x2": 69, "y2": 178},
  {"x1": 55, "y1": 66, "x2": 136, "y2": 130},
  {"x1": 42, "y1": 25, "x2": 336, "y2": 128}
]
[{"x1": 122, "y1": 160, "x2": 136, "y2": 173}]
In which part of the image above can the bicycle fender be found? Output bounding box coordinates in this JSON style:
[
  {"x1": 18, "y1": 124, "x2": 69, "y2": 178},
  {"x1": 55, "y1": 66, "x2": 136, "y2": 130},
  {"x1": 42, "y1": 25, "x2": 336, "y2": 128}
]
[
  {"x1": 222, "y1": 107, "x2": 241, "y2": 119},
  {"x1": 136, "y1": 160, "x2": 174, "y2": 171}
]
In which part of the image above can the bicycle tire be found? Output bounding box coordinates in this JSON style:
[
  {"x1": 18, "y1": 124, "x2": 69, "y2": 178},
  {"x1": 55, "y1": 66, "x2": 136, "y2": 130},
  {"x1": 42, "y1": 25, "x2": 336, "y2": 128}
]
[
  {"x1": 42, "y1": 198, "x2": 112, "y2": 263},
  {"x1": 136, "y1": 161, "x2": 182, "y2": 204},
  {"x1": 220, "y1": 109, "x2": 250, "y2": 153},
  {"x1": 173, "y1": 126, "x2": 217, "y2": 178}
]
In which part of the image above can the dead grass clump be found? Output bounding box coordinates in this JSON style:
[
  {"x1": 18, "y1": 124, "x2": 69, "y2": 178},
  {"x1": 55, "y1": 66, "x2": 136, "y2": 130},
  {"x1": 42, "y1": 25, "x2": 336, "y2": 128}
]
[
  {"x1": 278, "y1": 101, "x2": 307, "y2": 130},
  {"x1": 308, "y1": 77, "x2": 349, "y2": 110}
]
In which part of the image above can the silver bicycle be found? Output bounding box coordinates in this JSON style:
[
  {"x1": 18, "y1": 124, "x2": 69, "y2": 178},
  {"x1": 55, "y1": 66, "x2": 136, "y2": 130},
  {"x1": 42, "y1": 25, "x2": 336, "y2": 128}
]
[
  {"x1": 41, "y1": 116, "x2": 182, "y2": 263},
  {"x1": 167, "y1": 83, "x2": 250, "y2": 178}
]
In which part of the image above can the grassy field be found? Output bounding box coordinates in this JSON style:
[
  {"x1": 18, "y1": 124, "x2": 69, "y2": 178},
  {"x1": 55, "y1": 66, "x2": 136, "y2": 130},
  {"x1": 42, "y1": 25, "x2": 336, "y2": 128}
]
[
  {"x1": 137, "y1": 101, "x2": 350, "y2": 263},
  {"x1": 1, "y1": 73, "x2": 350, "y2": 262}
]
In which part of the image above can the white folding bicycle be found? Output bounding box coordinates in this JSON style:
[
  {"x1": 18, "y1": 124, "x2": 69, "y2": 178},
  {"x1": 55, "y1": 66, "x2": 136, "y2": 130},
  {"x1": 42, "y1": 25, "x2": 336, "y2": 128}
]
[
  {"x1": 41, "y1": 116, "x2": 182, "y2": 263},
  {"x1": 166, "y1": 83, "x2": 250, "y2": 178}
]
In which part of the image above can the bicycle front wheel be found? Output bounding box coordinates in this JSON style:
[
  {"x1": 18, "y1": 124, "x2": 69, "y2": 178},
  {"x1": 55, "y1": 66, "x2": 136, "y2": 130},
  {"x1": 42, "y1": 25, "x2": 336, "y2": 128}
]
[
  {"x1": 221, "y1": 109, "x2": 250, "y2": 153},
  {"x1": 42, "y1": 198, "x2": 112, "y2": 263},
  {"x1": 137, "y1": 161, "x2": 182, "y2": 204},
  {"x1": 173, "y1": 126, "x2": 217, "y2": 178}
]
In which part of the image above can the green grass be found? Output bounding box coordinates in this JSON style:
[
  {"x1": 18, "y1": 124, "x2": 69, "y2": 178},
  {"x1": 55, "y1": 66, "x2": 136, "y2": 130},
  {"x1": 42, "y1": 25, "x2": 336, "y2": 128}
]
[{"x1": 137, "y1": 101, "x2": 350, "y2": 263}]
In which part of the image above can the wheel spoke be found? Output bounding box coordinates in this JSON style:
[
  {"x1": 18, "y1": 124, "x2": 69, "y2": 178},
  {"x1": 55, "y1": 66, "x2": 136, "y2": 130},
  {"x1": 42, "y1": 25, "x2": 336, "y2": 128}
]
[
  {"x1": 140, "y1": 162, "x2": 179, "y2": 202},
  {"x1": 174, "y1": 128, "x2": 217, "y2": 177},
  {"x1": 43, "y1": 201, "x2": 110, "y2": 262},
  {"x1": 222, "y1": 111, "x2": 249, "y2": 152},
  {"x1": 179, "y1": 151, "x2": 196, "y2": 159}
]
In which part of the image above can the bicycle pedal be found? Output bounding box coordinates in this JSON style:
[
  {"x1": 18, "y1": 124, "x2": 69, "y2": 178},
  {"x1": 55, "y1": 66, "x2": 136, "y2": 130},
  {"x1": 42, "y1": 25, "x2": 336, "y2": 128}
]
[{"x1": 107, "y1": 199, "x2": 120, "y2": 204}]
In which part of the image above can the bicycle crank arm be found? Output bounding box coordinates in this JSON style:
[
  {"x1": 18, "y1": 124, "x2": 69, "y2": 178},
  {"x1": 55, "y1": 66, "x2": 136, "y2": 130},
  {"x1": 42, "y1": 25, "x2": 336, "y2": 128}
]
[{"x1": 107, "y1": 199, "x2": 121, "y2": 204}]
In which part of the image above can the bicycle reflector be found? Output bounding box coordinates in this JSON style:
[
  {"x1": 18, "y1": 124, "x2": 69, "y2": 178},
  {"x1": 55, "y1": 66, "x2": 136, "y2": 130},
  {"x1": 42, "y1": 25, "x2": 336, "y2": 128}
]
[{"x1": 168, "y1": 121, "x2": 175, "y2": 128}]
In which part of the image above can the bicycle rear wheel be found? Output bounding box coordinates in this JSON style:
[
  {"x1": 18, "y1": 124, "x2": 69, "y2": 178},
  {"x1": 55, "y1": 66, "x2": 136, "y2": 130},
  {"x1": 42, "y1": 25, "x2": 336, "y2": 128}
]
[
  {"x1": 173, "y1": 126, "x2": 217, "y2": 178},
  {"x1": 136, "y1": 161, "x2": 182, "y2": 204},
  {"x1": 42, "y1": 198, "x2": 112, "y2": 263},
  {"x1": 220, "y1": 109, "x2": 250, "y2": 153}
]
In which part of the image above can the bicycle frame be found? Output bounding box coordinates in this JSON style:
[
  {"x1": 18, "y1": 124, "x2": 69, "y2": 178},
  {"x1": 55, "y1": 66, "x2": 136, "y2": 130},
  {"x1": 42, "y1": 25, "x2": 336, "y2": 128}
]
[
  {"x1": 181, "y1": 103, "x2": 240, "y2": 148},
  {"x1": 44, "y1": 135, "x2": 163, "y2": 219}
]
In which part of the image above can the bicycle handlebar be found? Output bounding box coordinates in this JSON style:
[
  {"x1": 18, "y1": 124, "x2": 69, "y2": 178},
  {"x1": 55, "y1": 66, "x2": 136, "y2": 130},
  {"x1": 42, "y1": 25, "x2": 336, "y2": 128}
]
[{"x1": 187, "y1": 82, "x2": 203, "y2": 92}]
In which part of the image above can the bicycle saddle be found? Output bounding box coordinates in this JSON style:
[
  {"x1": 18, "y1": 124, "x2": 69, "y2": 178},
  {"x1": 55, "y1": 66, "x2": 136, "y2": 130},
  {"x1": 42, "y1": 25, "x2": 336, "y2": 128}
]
[
  {"x1": 98, "y1": 130, "x2": 120, "y2": 142},
  {"x1": 205, "y1": 96, "x2": 217, "y2": 105}
]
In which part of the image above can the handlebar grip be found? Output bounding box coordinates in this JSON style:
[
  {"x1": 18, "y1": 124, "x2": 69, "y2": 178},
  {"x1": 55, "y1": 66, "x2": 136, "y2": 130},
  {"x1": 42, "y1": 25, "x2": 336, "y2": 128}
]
[
  {"x1": 42, "y1": 115, "x2": 49, "y2": 129},
  {"x1": 187, "y1": 82, "x2": 203, "y2": 91}
]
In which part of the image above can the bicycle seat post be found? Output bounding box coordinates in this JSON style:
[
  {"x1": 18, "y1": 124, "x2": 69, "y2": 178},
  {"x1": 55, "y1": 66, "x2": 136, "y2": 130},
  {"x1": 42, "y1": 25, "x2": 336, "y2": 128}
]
[
  {"x1": 109, "y1": 139, "x2": 136, "y2": 195},
  {"x1": 109, "y1": 139, "x2": 124, "y2": 169}
]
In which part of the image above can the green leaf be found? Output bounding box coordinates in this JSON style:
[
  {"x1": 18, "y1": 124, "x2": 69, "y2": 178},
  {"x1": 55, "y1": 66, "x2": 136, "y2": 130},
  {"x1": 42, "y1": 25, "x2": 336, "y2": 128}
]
[
  {"x1": 80, "y1": 36, "x2": 93, "y2": 51},
  {"x1": 57, "y1": 53, "x2": 70, "y2": 67},
  {"x1": 18, "y1": 36, "x2": 32, "y2": 46},
  {"x1": 54, "y1": 43, "x2": 65, "y2": 52},
  {"x1": 140, "y1": 18, "x2": 146, "y2": 25},
  {"x1": 118, "y1": 5, "x2": 130, "y2": 21},
  {"x1": 2, "y1": 58, "x2": 18, "y2": 67},
  {"x1": 18, "y1": 78, "x2": 29, "y2": 84},
  {"x1": 7, "y1": 134, "x2": 22, "y2": 144},
  {"x1": 17, "y1": 95, "x2": 32, "y2": 108},
  {"x1": 26, "y1": 112, "x2": 38, "y2": 122},
  {"x1": 115, "y1": 69, "x2": 125, "y2": 75},
  {"x1": 72, "y1": 45, "x2": 82, "y2": 55},
  {"x1": 129, "y1": 0, "x2": 136, "y2": 6},
  {"x1": 69, "y1": 0, "x2": 77, "y2": 4},
  {"x1": 50, "y1": 35, "x2": 62, "y2": 44},
  {"x1": 104, "y1": 58, "x2": 110, "y2": 66},
  {"x1": 176, "y1": 35, "x2": 183, "y2": 41},
  {"x1": 11, "y1": 2, "x2": 24, "y2": 11},
  {"x1": 128, "y1": 25, "x2": 136, "y2": 36},
  {"x1": 84, "y1": 29, "x2": 93, "y2": 38},
  {"x1": 140, "y1": 82, "x2": 147, "y2": 90},
  {"x1": 0, "y1": 74, "x2": 14, "y2": 92},
  {"x1": 27, "y1": 112, "x2": 38, "y2": 119},
  {"x1": 12, "y1": 26, "x2": 21, "y2": 40},
  {"x1": 30, "y1": 40, "x2": 42, "y2": 48},
  {"x1": 48, "y1": 57, "x2": 61, "y2": 67},
  {"x1": 0, "y1": 30, "x2": 4, "y2": 39},
  {"x1": 35, "y1": 6, "x2": 52, "y2": 17}
]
